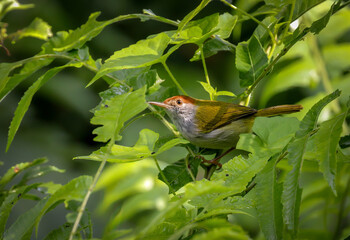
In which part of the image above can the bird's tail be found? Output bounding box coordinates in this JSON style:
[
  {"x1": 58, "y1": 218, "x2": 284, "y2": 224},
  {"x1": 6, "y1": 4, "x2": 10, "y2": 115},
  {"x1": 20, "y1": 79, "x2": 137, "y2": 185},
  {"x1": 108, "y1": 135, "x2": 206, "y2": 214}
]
[{"x1": 256, "y1": 105, "x2": 303, "y2": 117}]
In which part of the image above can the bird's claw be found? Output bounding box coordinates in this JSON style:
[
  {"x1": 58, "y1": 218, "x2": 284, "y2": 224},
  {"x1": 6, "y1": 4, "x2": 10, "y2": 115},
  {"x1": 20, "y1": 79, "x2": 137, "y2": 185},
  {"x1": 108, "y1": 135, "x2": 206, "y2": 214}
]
[{"x1": 197, "y1": 156, "x2": 222, "y2": 170}]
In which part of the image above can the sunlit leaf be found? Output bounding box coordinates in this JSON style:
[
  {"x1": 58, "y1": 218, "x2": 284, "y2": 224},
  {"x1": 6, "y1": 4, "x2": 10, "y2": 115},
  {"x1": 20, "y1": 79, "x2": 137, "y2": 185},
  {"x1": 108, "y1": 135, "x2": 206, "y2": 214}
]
[
  {"x1": 177, "y1": 0, "x2": 211, "y2": 33},
  {"x1": 52, "y1": 12, "x2": 113, "y2": 52},
  {"x1": 216, "y1": 13, "x2": 237, "y2": 39},
  {"x1": 0, "y1": 62, "x2": 24, "y2": 94},
  {"x1": 90, "y1": 33, "x2": 170, "y2": 85},
  {"x1": 91, "y1": 86, "x2": 148, "y2": 142},
  {"x1": 0, "y1": 57, "x2": 54, "y2": 102},
  {"x1": 199, "y1": 81, "x2": 216, "y2": 96},
  {"x1": 12, "y1": 18, "x2": 52, "y2": 41},
  {"x1": 236, "y1": 35, "x2": 268, "y2": 87},
  {"x1": 0, "y1": 0, "x2": 33, "y2": 20},
  {"x1": 77, "y1": 129, "x2": 188, "y2": 162},
  {"x1": 6, "y1": 62, "x2": 83, "y2": 151},
  {"x1": 106, "y1": 183, "x2": 168, "y2": 229}
]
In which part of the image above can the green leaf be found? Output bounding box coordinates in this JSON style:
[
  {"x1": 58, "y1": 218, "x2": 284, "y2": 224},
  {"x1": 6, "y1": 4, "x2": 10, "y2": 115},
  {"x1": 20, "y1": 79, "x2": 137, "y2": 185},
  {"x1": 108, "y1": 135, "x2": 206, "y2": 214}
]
[
  {"x1": 264, "y1": 0, "x2": 292, "y2": 7},
  {"x1": 282, "y1": 136, "x2": 306, "y2": 236},
  {"x1": 106, "y1": 185, "x2": 169, "y2": 229},
  {"x1": 292, "y1": 0, "x2": 325, "y2": 21},
  {"x1": 0, "y1": 184, "x2": 40, "y2": 236},
  {"x1": 0, "y1": 158, "x2": 47, "y2": 189},
  {"x1": 237, "y1": 117, "x2": 300, "y2": 157},
  {"x1": 216, "y1": 13, "x2": 237, "y2": 39},
  {"x1": 306, "y1": 105, "x2": 349, "y2": 194},
  {"x1": 91, "y1": 86, "x2": 148, "y2": 142},
  {"x1": 310, "y1": 1, "x2": 341, "y2": 35},
  {"x1": 215, "y1": 90, "x2": 236, "y2": 97},
  {"x1": 212, "y1": 154, "x2": 270, "y2": 192},
  {"x1": 77, "y1": 129, "x2": 188, "y2": 162},
  {"x1": 156, "y1": 138, "x2": 189, "y2": 155},
  {"x1": 199, "y1": 81, "x2": 216, "y2": 96},
  {"x1": 167, "y1": 13, "x2": 219, "y2": 45},
  {"x1": 296, "y1": 89, "x2": 341, "y2": 138},
  {"x1": 282, "y1": 90, "x2": 341, "y2": 236},
  {"x1": 12, "y1": 18, "x2": 52, "y2": 41},
  {"x1": 0, "y1": 57, "x2": 54, "y2": 102},
  {"x1": 126, "y1": 69, "x2": 164, "y2": 95},
  {"x1": 18, "y1": 165, "x2": 65, "y2": 186},
  {"x1": 0, "y1": 0, "x2": 33, "y2": 20},
  {"x1": 191, "y1": 226, "x2": 250, "y2": 240},
  {"x1": 95, "y1": 159, "x2": 159, "y2": 211},
  {"x1": 52, "y1": 12, "x2": 113, "y2": 52},
  {"x1": 236, "y1": 35, "x2": 268, "y2": 87},
  {"x1": 6, "y1": 62, "x2": 83, "y2": 151},
  {"x1": 177, "y1": 0, "x2": 211, "y2": 33},
  {"x1": 254, "y1": 155, "x2": 283, "y2": 240},
  {"x1": 160, "y1": 157, "x2": 201, "y2": 192},
  {"x1": 43, "y1": 223, "x2": 72, "y2": 240},
  {"x1": 3, "y1": 176, "x2": 92, "y2": 240},
  {"x1": 90, "y1": 33, "x2": 170, "y2": 86},
  {"x1": 191, "y1": 37, "x2": 235, "y2": 61},
  {"x1": 0, "y1": 62, "x2": 24, "y2": 94}
]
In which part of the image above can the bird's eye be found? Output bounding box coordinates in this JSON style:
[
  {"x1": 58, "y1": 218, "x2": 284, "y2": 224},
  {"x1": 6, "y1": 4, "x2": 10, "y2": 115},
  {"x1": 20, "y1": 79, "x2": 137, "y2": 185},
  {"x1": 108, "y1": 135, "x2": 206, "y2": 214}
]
[{"x1": 176, "y1": 99, "x2": 182, "y2": 105}]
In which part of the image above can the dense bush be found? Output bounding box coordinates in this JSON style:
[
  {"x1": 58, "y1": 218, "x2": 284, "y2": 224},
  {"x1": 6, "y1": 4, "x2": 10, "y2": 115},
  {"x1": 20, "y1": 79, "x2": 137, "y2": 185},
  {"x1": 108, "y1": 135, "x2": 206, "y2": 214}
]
[{"x1": 1, "y1": 0, "x2": 350, "y2": 239}]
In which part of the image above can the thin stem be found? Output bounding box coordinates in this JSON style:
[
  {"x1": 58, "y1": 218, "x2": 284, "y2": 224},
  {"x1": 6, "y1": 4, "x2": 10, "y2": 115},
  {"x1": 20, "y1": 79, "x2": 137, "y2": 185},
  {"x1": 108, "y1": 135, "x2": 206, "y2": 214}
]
[
  {"x1": 154, "y1": 157, "x2": 176, "y2": 196},
  {"x1": 9, "y1": 53, "x2": 131, "y2": 89},
  {"x1": 162, "y1": 61, "x2": 188, "y2": 95},
  {"x1": 200, "y1": 44, "x2": 213, "y2": 100},
  {"x1": 241, "y1": 27, "x2": 306, "y2": 102},
  {"x1": 69, "y1": 158, "x2": 107, "y2": 240},
  {"x1": 148, "y1": 105, "x2": 180, "y2": 137},
  {"x1": 280, "y1": 0, "x2": 296, "y2": 44},
  {"x1": 221, "y1": 0, "x2": 277, "y2": 46},
  {"x1": 184, "y1": 154, "x2": 196, "y2": 181}
]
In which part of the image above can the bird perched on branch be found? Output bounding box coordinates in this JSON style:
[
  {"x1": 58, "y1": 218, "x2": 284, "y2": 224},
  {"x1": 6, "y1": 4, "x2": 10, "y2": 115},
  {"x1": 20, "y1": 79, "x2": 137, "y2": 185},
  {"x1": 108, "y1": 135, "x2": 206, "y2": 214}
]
[{"x1": 149, "y1": 95, "x2": 302, "y2": 166}]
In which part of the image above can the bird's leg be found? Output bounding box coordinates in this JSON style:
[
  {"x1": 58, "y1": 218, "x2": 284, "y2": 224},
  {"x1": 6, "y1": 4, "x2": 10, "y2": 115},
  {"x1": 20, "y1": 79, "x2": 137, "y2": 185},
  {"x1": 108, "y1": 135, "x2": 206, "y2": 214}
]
[{"x1": 199, "y1": 147, "x2": 235, "y2": 169}]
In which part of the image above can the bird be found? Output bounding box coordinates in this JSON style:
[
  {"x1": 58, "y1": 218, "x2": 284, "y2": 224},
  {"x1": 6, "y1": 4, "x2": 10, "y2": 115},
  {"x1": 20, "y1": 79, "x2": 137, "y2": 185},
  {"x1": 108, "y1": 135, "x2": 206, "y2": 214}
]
[{"x1": 149, "y1": 95, "x2": 302, "y2": 166}]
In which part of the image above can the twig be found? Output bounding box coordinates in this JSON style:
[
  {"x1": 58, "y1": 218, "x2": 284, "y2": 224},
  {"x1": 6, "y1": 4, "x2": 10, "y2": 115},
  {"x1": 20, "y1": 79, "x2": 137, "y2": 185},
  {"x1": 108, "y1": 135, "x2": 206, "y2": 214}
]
[
  {"x1": 154, "y1": 157, "x2": 176, "y2": 196},
  {"x1": 69, "y1": 158, "x2": 107, "y2": 240}
]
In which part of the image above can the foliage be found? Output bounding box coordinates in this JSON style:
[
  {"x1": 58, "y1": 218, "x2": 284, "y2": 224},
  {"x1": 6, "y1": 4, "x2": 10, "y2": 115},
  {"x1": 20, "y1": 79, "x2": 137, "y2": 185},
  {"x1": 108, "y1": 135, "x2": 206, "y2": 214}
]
[{"x1": 1, "y1": 0, "x2": 350, "y2": 239}]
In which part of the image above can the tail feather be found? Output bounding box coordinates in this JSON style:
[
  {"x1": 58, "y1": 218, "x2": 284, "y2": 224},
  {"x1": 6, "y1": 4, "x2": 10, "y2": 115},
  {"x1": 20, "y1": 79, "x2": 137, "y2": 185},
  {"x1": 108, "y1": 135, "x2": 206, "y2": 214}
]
[{"x1": 256, "y1": 105, "x2": 303, "y2": 117}]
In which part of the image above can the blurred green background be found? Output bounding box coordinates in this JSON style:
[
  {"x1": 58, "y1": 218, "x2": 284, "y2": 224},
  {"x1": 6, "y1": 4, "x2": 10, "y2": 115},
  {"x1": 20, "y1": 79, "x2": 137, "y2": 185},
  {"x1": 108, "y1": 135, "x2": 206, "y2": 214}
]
[{"x1": 1, "y1": 0, "x2": 350, "y2": 238}]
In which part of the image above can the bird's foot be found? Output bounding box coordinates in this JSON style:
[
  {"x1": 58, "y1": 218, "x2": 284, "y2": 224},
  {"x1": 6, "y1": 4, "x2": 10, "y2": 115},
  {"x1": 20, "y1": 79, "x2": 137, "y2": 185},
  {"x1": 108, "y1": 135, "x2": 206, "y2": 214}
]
[
  {"x1": 197, "y1": 147, "x2": 235, "y2": 170},
  {"x1": 199, "y1": 156, "x2": 223, "y2": 169}
]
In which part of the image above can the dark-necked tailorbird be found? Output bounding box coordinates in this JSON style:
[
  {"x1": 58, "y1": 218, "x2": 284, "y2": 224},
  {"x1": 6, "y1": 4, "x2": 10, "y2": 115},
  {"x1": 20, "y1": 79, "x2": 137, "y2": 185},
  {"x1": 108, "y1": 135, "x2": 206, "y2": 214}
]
[{"x1": 149, "y1": 95, "x2": 302, "y2": 165}]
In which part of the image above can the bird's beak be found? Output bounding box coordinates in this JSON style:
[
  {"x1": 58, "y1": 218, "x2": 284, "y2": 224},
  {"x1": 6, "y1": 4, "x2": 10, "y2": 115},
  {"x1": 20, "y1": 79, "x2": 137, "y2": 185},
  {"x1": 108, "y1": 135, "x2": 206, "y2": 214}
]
[{"x1": 148, "y1": 101, "x2": 169, "y2": 108}]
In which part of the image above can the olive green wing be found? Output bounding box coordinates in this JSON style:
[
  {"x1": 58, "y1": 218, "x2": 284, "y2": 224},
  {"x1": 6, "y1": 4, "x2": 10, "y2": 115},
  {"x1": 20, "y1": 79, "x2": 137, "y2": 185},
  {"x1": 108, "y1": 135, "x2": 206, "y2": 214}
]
[{"x1": 195, "y1": 101, "x2": 257, "y2": 133}]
